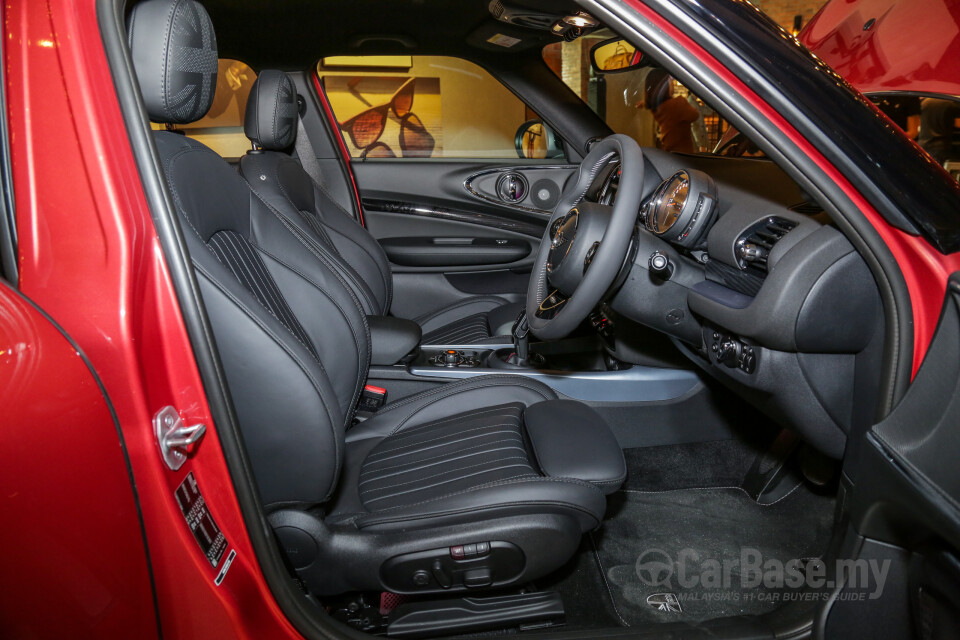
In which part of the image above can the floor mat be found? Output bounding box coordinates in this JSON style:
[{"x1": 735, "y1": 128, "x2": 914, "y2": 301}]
[
  {"x1": 592, "y1": 484, "x2": 836, "y2": 625},
  {"x1": 621, "y1": 437, "x2": 772, "y2": 493},
  {"x1": 534, "y1": 537, "x2": 628, "y2": 630}
]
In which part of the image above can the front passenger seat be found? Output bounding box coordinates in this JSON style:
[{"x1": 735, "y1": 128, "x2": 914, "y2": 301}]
[
  {"x1": 239, "y1": 70, "x2": 524, "y2": 345},
  {"x1": 128, "y1": 0, "x2": 626, "y2": 597}
]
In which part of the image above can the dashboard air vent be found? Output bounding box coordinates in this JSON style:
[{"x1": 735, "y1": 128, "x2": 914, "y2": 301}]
[{"x1": 735, "y1": 217, "x2": 798, "y2": 270}]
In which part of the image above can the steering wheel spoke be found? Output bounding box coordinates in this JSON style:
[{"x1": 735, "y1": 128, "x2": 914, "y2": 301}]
[
  {"x1": 526, "y1": 134, "x2": 645, "y2": 340},
  {"x1": 535, "y1": 289, "x2": 569, "y2": 320}
]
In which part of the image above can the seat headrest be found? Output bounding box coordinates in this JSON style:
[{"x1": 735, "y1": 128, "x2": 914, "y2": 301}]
[
  {"x1": 244, "y1": 70, "x2": 299, "y2": 151},
  {"x1": 127, "y1": 0, "x2": 218, "y2": 124}
]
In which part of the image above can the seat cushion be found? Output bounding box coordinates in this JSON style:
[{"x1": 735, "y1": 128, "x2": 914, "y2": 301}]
[
  {"x1": 325, "y1": 376, "x2": 617, "y2": 533},
  {"x1": 358, "y1": 403, "x2": 537, "y2": 511},
  {"x1": 524, "y1": 400, "x2": 627, "y2": 494}
]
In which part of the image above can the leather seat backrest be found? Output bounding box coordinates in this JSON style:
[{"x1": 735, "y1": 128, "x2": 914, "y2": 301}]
[
  {"x1": 128, "y1": 0, "x2": 368, "y2": 508},
  {"x1": 240, "y1": 70, "x2": 394, "y2": 316}
]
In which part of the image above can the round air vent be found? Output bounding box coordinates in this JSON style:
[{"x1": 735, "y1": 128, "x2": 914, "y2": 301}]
[{"x1": 496, "y1": 173, "x2": 529, "y2": 203}]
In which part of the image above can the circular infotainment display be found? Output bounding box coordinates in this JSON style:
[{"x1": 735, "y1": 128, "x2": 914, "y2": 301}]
[{"x1": 643, "y1": 169, "x2": 718, "y2": 249}]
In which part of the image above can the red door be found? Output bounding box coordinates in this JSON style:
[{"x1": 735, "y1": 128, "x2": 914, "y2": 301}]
[{"x1": 0, "y1": 282, "x2": 160, "y2": 638}]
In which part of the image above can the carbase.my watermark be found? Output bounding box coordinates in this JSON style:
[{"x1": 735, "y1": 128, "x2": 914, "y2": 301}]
[{"x1": 635, "y1": 548, "x2": 890, "y2": 599}]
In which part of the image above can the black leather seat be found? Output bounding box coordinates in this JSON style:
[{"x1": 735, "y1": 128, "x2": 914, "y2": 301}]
[
  {"x1": 238, "y1": 69, "x2": 523, "y2": 345},
  {"x1": 128, "y1": 0, "x2": 625, "y2": 596}
]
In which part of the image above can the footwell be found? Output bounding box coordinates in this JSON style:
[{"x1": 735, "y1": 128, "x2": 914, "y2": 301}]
[{"x1": 592, "y1": 484, "x2": 836, "y2": 625}]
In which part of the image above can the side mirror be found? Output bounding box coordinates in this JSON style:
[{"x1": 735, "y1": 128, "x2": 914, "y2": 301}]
[
  {"x1": 590, "y1": 37, "x2": 645, "y2": 74},
  {"x1": 515, "y1": 119, "x2": 564, "y2": 159}
]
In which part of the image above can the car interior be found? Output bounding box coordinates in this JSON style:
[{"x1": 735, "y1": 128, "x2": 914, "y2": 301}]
[{"x1": 121, "y1": 0, "x2": 888, "y2": 635}]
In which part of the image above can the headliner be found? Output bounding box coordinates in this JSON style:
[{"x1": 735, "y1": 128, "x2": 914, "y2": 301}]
[{"x1": 200, "y1": 0, "x2": 586, "y2": 69}]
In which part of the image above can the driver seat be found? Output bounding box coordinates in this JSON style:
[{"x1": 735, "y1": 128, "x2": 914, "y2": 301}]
[
  {"x1": 239, "y1": 69, "x2": 522, "y2": 345},
  {"x1": 128, "y1": 0, "x2": 625, "y2": 596}
]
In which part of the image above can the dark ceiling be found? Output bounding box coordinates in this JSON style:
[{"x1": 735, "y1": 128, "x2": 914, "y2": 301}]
[{"x1": 199, "y1": 0, "x2": 587, "y2": 69}]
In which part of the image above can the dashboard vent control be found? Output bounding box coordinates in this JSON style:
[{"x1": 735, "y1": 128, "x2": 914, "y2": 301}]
[{"x1": 735, "y1": 217, "x2": 798, "y2": 270}]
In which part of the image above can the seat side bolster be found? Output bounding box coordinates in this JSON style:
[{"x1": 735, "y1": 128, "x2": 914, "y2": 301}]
[{"x1": 414, "y1": 296, "x2": 510, "y2": 334}]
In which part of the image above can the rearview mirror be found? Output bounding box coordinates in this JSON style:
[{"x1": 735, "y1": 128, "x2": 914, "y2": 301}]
[
  {"x1": 590, "y1": 37, "x2": 645, "y2": 74},
  {"x1": 515, "y1": 119, "x2": 564, "y2": 159}
]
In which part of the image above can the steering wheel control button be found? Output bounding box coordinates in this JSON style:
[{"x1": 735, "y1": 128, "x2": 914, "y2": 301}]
[
  {"x1": 547, "y1": 208, "x2": 579, "y2": 272},
  {"x1": 583, "y1": 241, "x2": 600, "y2": 273}
]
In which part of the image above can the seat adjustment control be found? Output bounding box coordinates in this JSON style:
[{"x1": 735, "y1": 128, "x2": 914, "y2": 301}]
[
  {"x1": 431, "y1": 560, "x2": 452, "y2": 589},
  {"x1": 450, "y1": 541, "x2": 490, "y2": 558},
  {"x1": 463, "y1": 568, "x2": 492, "y2": 588}
]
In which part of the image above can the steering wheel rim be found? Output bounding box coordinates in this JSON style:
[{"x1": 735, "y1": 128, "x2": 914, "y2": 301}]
[{"x1": 526, "y1": 134, "x2": 645, "y2": 340}]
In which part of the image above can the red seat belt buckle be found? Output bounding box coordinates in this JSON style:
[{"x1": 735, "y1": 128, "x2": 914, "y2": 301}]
[{"x1": 359, "y1": 384, "x2": 387, "y2": 413}]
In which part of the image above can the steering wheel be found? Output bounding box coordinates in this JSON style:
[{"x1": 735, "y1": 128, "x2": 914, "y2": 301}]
[{"x1": 525, "y1": 134, "x2": 645, "y2": 340}]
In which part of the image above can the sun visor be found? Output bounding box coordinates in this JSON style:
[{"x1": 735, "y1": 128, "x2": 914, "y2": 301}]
[{"x1": 467, "y1": 20, "x2": 555, "y2": 52}]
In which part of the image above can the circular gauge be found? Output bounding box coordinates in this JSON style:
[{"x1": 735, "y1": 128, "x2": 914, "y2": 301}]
[
  {"x1": 644, "y1": 169, "x2": 718, "y2": 248},
  {"x1": 647, "y1": 171, "x2": 689, "y2": 234}
]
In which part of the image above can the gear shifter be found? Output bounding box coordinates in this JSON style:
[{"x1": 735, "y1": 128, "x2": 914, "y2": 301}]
[{"x1": 504, "y1": 310, "x2": 535, "y2": 367}]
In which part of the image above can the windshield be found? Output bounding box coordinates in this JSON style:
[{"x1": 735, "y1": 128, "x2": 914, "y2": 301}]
[
  {"x1": 716, "y1": 93, "x2": 960, "y2": 183},
  {"x1": 543, "y1": 33, "x2": 729, "y2": 154}
]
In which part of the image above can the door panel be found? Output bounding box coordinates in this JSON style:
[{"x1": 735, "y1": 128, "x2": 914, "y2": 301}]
[
  {"x1": 353, "y1": 159, "x2": 574, "y2": 224},
  {"x1": 818, "y1": 273, "x2": 960, "y2": 637},
  {"x1": 0, "y1": 282, "x2": 159, "y2": 638},
  {"x1": 354, "y1": 160, "x2": 575, "y2": 315}
]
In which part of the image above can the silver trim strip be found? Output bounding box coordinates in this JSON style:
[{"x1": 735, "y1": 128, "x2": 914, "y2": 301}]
[
  {"x1": 408, "y1": 364, "x2": 700, "y2": 402},
  {"x1": 463, "y1": 165, "x2": 575, "y2": 215}
]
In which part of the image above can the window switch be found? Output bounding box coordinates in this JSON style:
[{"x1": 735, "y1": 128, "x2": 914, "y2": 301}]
[
  {"x1": 462, "y1": 543, "x2": 477, "y2": 556},
  {"x1": 476, "y1": 541, "x2": 490, "y2": 555}
]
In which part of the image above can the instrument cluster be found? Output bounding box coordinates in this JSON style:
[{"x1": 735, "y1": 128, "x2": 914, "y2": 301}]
[{"x1": 640, "y1": 169, "x2": 718, "y2": 249}]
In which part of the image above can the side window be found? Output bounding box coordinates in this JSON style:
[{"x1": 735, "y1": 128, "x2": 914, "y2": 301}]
[
  {"x1": 318, "y1": 56, "x2": 535, "y2": 159},
  {"x1": 543, "y1": 38, "x2": 728, "y2": 154},
  {"x1": 152, "y1": 59, "x2": 257, "y2": 158}
]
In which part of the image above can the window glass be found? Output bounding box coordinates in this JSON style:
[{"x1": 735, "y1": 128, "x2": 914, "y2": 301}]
[
  {"x1": 154, "y1": 59, "x2": 257, "y2": 158},
  {"x1": 543, "y1": 37, "x2": 728, "y2": 154},
  {"x1": 318, "y1": 56, "x2": 533, "y2": 159}
]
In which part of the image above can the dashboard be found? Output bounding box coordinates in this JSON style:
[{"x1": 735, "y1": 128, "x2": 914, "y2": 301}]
[{"x1": 599, "y1": 148, "x2": 883, "y2": 460}]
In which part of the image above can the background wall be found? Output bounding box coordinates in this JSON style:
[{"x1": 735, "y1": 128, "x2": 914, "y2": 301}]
[{"x1": 748, "y1": 0, "x2": 827, "y2": 32}]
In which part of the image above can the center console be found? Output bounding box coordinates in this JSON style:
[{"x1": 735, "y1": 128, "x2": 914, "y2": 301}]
[{"x1": 366, "y1": 309, "x2": 704, "y2": 405}]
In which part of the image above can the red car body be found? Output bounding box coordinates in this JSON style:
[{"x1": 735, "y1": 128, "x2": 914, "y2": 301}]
[
  {"x1": 800, "y1": 0, "x2": 960, "y2": 96},
  {"x1": 1, "y1": 0, "x2": 958, "y2": 637}
]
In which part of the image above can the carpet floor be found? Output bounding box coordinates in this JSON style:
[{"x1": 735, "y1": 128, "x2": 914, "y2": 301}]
[{"x1": 590, "y1": 484, "x2": 836, "y2": 625}]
